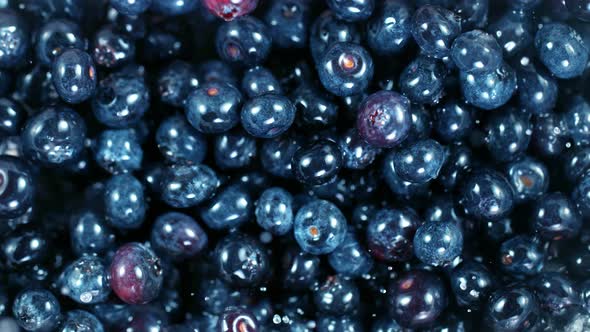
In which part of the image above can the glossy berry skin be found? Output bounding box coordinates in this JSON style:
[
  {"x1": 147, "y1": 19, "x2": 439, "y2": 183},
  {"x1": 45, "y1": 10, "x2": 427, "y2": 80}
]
[
  {"x1": 531, "y1": 272, "x2": 579, "y2": 315},
  {"x1": 151, "y1": 0, "x2": 199, "y2": 15},
  {"x1": 200, "y1": 184, "x2": 252, "y2": 230},
  {"x1": 51, "y1": 49, "x2": 96, "y2": 104},
  {"x1": 450, "y1": 30, "x2": 502, "y2": 74},
  {"x1": 264, "y1": 0, "x2": 310, "y2": 49},
  {"x1": 21, "y1": 106, "x2": 86, "y2": 166},
  {"x1": 281, "y1": 247, "x2": 321, "y2": 291},
  {"x1": 292, "y1": 85, "x2": 338, "y2": 129},
  {"x1": 383, "y1": 151, "x2": 430, "y2": 200},
  {"x1": 184, "y1": 82, "x2": 242, "y2": 134},
  {"x1": 255, "y1": 187, "x2": 293, "y2": 236},
  {"x1": 366, "y1": 207, "x2": 421, "y2": 262},
  {"x1": 156, "y1": 114, "x2": 207, "y2": 165},
  {"x1": 411, "y1": 5, "x2": 461, "y2": 59},
  {"x1": 104, "y1": 173, "x2": 146, "y2": 229},
  {"x1": 93, "y1": 129, "x2": 143, "y2": 174},
  {"x1": 499, "y1": 235, "x2": 545, "y2": 277},
  {"x1": 327, "y1": 0, "x2": 374, "y2": 22},
  {"x1": 460, "y1": 62, "x2": 517, "y2": 110},
  {"x1": 0, "y1": 156, "x2": 34, "y2": 219},
  {"x1": 388, "y1": 270, "x2": 447, "y2": 329},
  {"x1": 454, "y1": 0, "x2": 488, "y2": 30},
  {"x1": 487, "y1": 11, "x2": 533, "y2": 58},
  {"x1": 241, "y1": 66, "x2": 282, "y2": 98},
  {"x1": 563, "y1": 147, "x2": 590, "y2": 184},
  {"x1": 294, "y1": 199, "x2": 347, "y2": 255},
  {"x1": 310, "y1": 11, "x2": 361, "y2": 63},
  {"x1": 437, "y1": 143, "x2": 473, "y2": 191},
  {"x1": 317, "y1": 42, "x2": 374, "y2": 97},
  {"x1": 562, "y1": 95, "x2": 590, "y2": 147},
  {"x1": 313, "y1": 275, "x2": 359, "y2": 315},
  {"x1": 393, "y1": 139, "x2": 447, "y2": 184},
  {"x1": 203, "y1": 0, "x2": 258, "y2": 21},
  {"x1": 59, "y1": 310, "x2": 104, "y2": 332},
  {"x1": 151, "y1": 212, "x2": 208, "y2": 260},
  {"x1": 505, "y1": 156, "x2": 549, "y2": 203},
  {"x1": 338, "y1": 128, "x2": 381, "y2": 170},
  {"x1": 517, "y1": 65, "x2": 558, "y2": 116},
  {"x1": 567, "y1": 0, "x2": 590, "y2": 21},
  {"x1": 110, "y1": 0, "x2": 152, "y2": 16},
  {"x1": 458, "y1": 169, "x2": 514, "y2": 221},
  {"x1": 433, "y1": 100, "x2": 473, "y2": 143},
  {"x1": 157, "y1": 60, "x2": 199, "y2": 107},
  {"x1": 214, "y1": 233, "x2": 268, "y2": 287},
  {"x1": 450, "y1": 261, "x2": 495, "y2": 309},
  {"x1": 399, "y1": 56, "x2": 446, "y2": 105},
  {"x1": 366, "y1": 0, "x2": 412, "y2": 55},
  {"x1": 13, "y1": 289, "x2": 61, "y2": 332},
  {"x1": 219, "y1": 306, "x2": 258, "y2": 332},
  {"x1": 357, "y1": 91, "x2": 412, "y2": 148},
  {"x1": 160, "y1": 164, "x2": 219, "y2": 208},
  {"x1": 36, "y1": 19, "x2": 86, "y2": 67},
  {"x1": 214, "y1": 130, "x2": 257, "y2": 169},
  {"x1": 241, "y1": 94, "x2": 295, "y2": 139},
  {"x1": 414, "y1": 220, "x2": 462, "y2": 267},
  {"x1": 0, "y1": 10, "x2": 30, "y2": 69},
  {"x1": 69, "y1": 210, "x2": 116, "y2": 256},
  {"x1": 92, "y1": 26, "x2": 135, "y2": 68},
  {"x1": 109, "y1": 242, "x2": 163, "y2": 305},
  {"x1": 59, "y1": 256, "x2": 110, "y2": 304},
  {"x1": 92, "y1": 71, "x2": 150, "y2": 128},
  {"x1": 484, "y1": 287, "x2": 540, "y2": 332},
  {"x1": 485, "y1": 108, "x2": 532, "y2": 162},
  {"x1": 292, "y1": 140, "x2": 342, "y2": 186},
  {"x1": 535, "y1": 23, "x2": 589, "y2": 79},
  {"x1": 328, "y1": 231, "x2": 373, "y2": 277},
  {"x1": 532, "y1": 193, "x2": 581, "y2": 241},
  {"x1": 260, "y1": 133, "x2": 303, "y2": 179},
  {"x1": 216, "y1": 16, "x2": 271, "y2": 67},
  {"x1": 532, "y1": 112, "x2": 568, "y2": 158},
  {"x1": 573, "y1": 175, "x2": 590, "y2": 219}
]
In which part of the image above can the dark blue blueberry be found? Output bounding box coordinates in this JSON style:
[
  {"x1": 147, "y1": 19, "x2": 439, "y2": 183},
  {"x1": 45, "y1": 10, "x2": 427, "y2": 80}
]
[
  {"x1": 59, "y1": 256, "x2": 110, "y2": 304},
  {"x1": 196, "y1": 60, "x2": 238, "y2": 86},
  {"x1": 411, "y1": 5, "x2": 461, "y2": 59},
  {"x1": 328, "y1": 231, "x2": 373, "y2": 277},
  {"x1": 36, "y1": 19, "x2": 86, "y2": 67},
  {"x1": 292, "y1": 139, "x2": 342, "y2": 186},
  {"x1": 110, "y1": 0, "x2": 151, "y2": 16},
  {"x1": 393, "y1": 139, "x2": 447, "y2": 184},
  {"x1": 366, "y1": 0, "x2": 412, "y2": 56},
  {"x1": 562, "y1": 95, "x2": 590, "y2": 147},
  {"x1": 327, "y1": 0, "x2": 374, "y2": 22},
  {"x1": 59, "y1": 310, "x2": 104, "y2": 332},
  {"x1": 573, "y1": 174, "x2": 590, "y2": 219},
  {"x1": 313, "y1": 275, "x2": 359, "y2": 315},
  {"x1": 185, "y1": 82, "x2": 242, "y2": 134},
  {"x1": 451, "y1": 30, "x2": 502, "y2": 74},
  {"x1": 142, "y1": 27, "x2": 183, "y2": 63},
  {"x1": 151, "y1": 0, "x2": 198, "y2": 15},
  {"x1": 487, "y1": 10, "x2": 534, "y2": 58},
  {"x1": 399, "y1": 56, "x2": 446, "y2": 105},
  {"x1": 517, "y1": 64, "x2": 558, "y2": 116},
  {"x1": 388, "y1": 270, "x2": 447, "y2": 329},
  {"x1": 499, "y1": 235, "x2": 545, "y2": 277},
  {"x1": 2, "y1": 231, "x2": 48, "y2": 268},
  {"x1": 505, "y1": 156, "x2": 549, "y2": 203},
  {"x1": 156, "y1": 114, "x2": 207, "y2": 165},
  {"x1": 294, "y1": 199, "x2": 347, "y2": 255},
  {"x1": 458, "y1": 169, "x2": 514, "y2": 221},
  {"x1": 0, "y1": 10, "x2": 30, "y2": 69},
  {"x1": 214, "y1": 129, "x2": 257, "y2": 169},
  {"x1": 309, "y1": 11, "x2": 361, "y2": 63},
  {"x1": 460, "y1": 61, "x2": 517, "y2": 110},
  {"x1": 406, "y1": 104, "x2": 433, "y2": 143},
  {"x1": 281, "y1": 247, "x2": 321, "y2": 290},
  {"x1": 454, "y1": 0, "x2": 488, "y2": 30},
  {"x1": 93, "y1": 128, "x2": 143, "y2": 174},
  {"x1": 157, "y1": 60, "x2": 199, "y2": 107},
  {"x1": 193, "y1": 278, "x2": 232, "y2": 315},
  {"x1": 433, "y1": 100, "x2": 473, "y2": 143},
  {"x1": 255, "y1": 187, "x2": 293, "y2": 236},
  {"x1": 260, "y1": 133, "x2": 304, "y2": 178},
  {"x1": 532, "y1": 192, "x2": 582, "y2": 241},
  {"x1": 338, "y1": 128, "x2": 381, "y2": 170},
  {"x1": 216, "y1": 16, "x2": 271, "y2": 67},
  {"x1": 535, "y1": 23, "x2": 589, "y2": 79},
  {"x1": 92, "y1": 26, "x2": 135, "y2": 68},
  {"x1": 383, "y1": 150, "x2": 431, "y2": 200},
  {"x1": 92, "y1": 70, "x2": 150, "y2": 128},
  {"x1": 241, "y1": 94, "x2": 295, "y2": 139},
  {"x1": 357, "y1": 90, "x2": 412, "y2": 148},
  {"x1": 69, "y1": 210, "x2": 116, "y2": 256},
  {"x1": 580, "y1": 280, "x2": 590, "y2": 312},
  {"x1": 214, "y1": 233, "x2": 268, "y2": 287},
  {"x1": 484, "y1": 287, "x2": 540, "y2": 331},
  {"x1": 532, "y1": 112, "x2": 568, "y2": 157},
  {"x1": 151, "y1": 212, "x2": 208, "y2": 260},
  {"x1": 21, "y1": 106, "x2": 87, "y2": 166},
  {"x1": 13, "y1": 289, "x2": 60, "y2": 332},
  {"x1": 563, "y1": 147, "x2": 590, "y2": 183},
  {"x1": 0, "y1": 98, "x2": 23, "y2": 137},
  {"x1": 241, "y1": 66, "x2": 282, "y2": 98},
  {"x1": 317, "y1": 42, "x2": 374, "y2": 97},
  {"x1": 51, "y1": 48, "x2": 96, "y2": 104},
  {"x1": 110, "y1": 10, "x2": 147, "y2": 40},
  {"x1": 567, "y1": 0, "x2": 590, "y2": 21},
  {"x1": 450, "y1": 261, "x2": 495, "y2": 309},
  {"x1": 424, "y1": 195, "x2": 464, "y2": 226},
  {"x1": 366, "y1": 207, "x2": 421, "y2": 262},
  {"x1": 483, "y1": 217, "x2": 515, "y2": 243},
  {"x1": 160, "y1": 164, "x2": 219, "y2": 208},
  {"x1": 414, "y1": 220, "x2": 463, "y2": 266},
  {"x1": 264, "y1": 0, "x2": 310, "y2": 49},
  {"x1": 531, "y1": 272, "x2": 579, "y2": 315},
  {"x1": 104, "y1": 173, "x2": 145, "y2": 229},
  {"x1": 200, "y1": 184, "x2": 252, "y2": 230},
  {"x1": 292, "y1": 84, "x2": 338, "y2": 129},
  {"x1": 485, "y1": 108, "x2": 532, "y2": 162}
]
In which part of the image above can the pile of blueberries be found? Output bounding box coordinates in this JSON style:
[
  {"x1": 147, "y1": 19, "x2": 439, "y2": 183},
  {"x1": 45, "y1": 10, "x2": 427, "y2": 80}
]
[{"x1": 5, "y1": 0, "x2": 590, "y2": 331}]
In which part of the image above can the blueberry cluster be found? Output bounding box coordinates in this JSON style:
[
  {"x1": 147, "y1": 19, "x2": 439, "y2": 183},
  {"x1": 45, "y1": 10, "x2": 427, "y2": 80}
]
[{"x1": 2, "y1": 0, "x2": 590, "y2": 331}]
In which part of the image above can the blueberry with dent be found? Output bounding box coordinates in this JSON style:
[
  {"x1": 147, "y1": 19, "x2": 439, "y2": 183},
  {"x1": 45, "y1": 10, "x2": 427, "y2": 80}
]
[
  {"x1": 215, "y1": 16, "x2": 272, "y2": 67},
  {"x1": 294, "y1": 199, "x2": 347, "y2": 255},
  {"x1": 104, "y1": 173, "x2": 146, "y2": 230},
  {"x1": 185, "y1": 82, "x2": 242, "y2": 134},
  {"x1": 255, "y1": 187, "x2": 293, "y2": 236},
  {"x1": 504, "y1": 156, "x2": 549, "y2": 203},
  {"x1": 366, "y1": 0, "x2": 412, "y2": 56},
  {"x1": 317, "y1": 42, "x2": 374, "y2": 97},
  {"x1": 93, "y1": 128, "x2": 143, "y2": 174},
  {"x1": 411, "y1": 5, "x2": 462, "y2": 59},
  {"x1": 309, "y1": 11, "x2": 361, "y2": 63},
  {"x1": 399, "y1": 56, "x2": 447, "y2": 105},
  {"x1": 160, "y1": 164, "x2": 219, "y2": 208},
  {"x1": 36, "y1": 19, "x2": 86, "y2": 67}
]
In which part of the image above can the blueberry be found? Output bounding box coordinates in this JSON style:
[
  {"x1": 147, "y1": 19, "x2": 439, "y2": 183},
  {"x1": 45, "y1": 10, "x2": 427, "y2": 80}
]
[
  {"x1": 255, "y1": 187, "x2": 293, "y2": 236},
  {"x1": 328, "y1": 230, "x2": 373, "y2": 277},
  {"x1": 3, "y1": 231, "x2": 49, "y2": 268},
  {"x1": 59, "y1": 310, "x2": 104, "y2": 332},
  {"x1": 0, "y1": 98, "x2": 23, "y2": 138},
  {"x1": 160, "y1": 164, "x2": 219, "y2": 208},
  {"x1": 151, "y1": 0, "x2": 199, "y2": 15},
  {"x1": 156, "y1": 114, "x2": 207, "y2": 165},
  {"x1": 309, "y1": 11, "x2": 361, "y2": 63},
  {"x1": 294, "y1": 199, "x2": 347, "y2": 255},
  {"x1": 499, "y1": 235, "x2": 545, "y2": 277},
  {"x1": 406, "y1": 104, "x2": 434, "y2": 143},
  {"x1": 260, "y1": 133, "x2": 304, "y2": 178},
  {"x1": 313, "y1": 275, "x2": 359, "y2": 315},
  {"x1": 200, "y1": 184, "x2": 252, "y2": 230},
  {"x1": 532, "y1": 192, "x2": 582, "y2": 241},
  {"x1": 214, "y1": 129, "x2": 257, "y2": 169},
  {"x1": 338, "y1": 128, "x2": 381, "y2": 170},
  {"x1": 51, "y1": 49, "x2": 96, "y2": 104},
  {"x1": 451, "y1": 30, "x2": 502, "y2": 74},
  {"x1": 399, "y1": 56, "x2": 446, "y2": 105},
  {"x1": 414, "y1": 220, "x2": 463, "y2": 266},
  {"x1": 365, "y1": 207, "x2": 420, "y2": 262},
  {"x1": 450, "y1": 261, "x2": 495, "y2": 309},
  {"x1": 264, "y1": 0, "x2": 310, "y2": 49},
  {"x1": 69, "y1": 210, "x2": 116, "y2": 256},
  {"x1": 573, "y1": 173, "x2": 590, "y2": 219},
  {"x1": 291, "y1": 139, "x2": 343, "y2": 186},
  {"x1": 109, "y1": 242, "x2": 163, "y2": 304},
  {"x1": 157, "y1": 60, "x2": 199, "y2": 107},
  {"x1": 104, "y1": 173, "x2": 146, "y2": 229},
  {"x1": 382, "y1": 150, "x2": 431, "y2": 200},
  {"x1": 93, "y1": 128, "x2": 143, "y2": 174},
  {"x1": 327, "y1": 0, "x2": 374, "y2": 22},
  {"x1": 291, "y1": 84, "x2": 338, "y2": 129},
  {"x1": 562, "y1": 95, "x2": 590, "y2": 147},
  {"x1": 563, "y1": 147, "x2": 590, "y2": 184},
  {"x1": 535, "y1": 23, "x2": 589, "y2": 79},
  {"x1": 517, "y1": 64, "x2": 558, "y2": 116},
  {"x1": 458, "y1": 169, "x2": 514, "y2": 221},
  {"x1": 21, "y1": 106, "x2": 87, "y2": 166},
  {"x1": 485, "y1": 108, "x2": 532, "y2": 162},
  {"x1": 216, "y1": 16, "x2": 271, "y2": 67},
  {"x1": 433, "y1": 100, "x2": 473, "y2": 143},
  {"x1": 357, "y1": 91, "x2": 412, "y2": 148},
  {"x1": 110, "y1": 0, "x2": 151, "y2": 16},
  {"x1": 317, "y1": 42, "x2": 374, "y2": 97},
  {"x1": 241, "y1": 66, "x2": 282, "y2": 98},
  {"x1": 197, "y1": 60, "x2": 238, "y2": 86},
  {"x1": 454, "y1": 0, "x2": 488, "y2": 30},
  {"x1": 393, "y1": 139, "x2": 447, "y2": 184},
  {"x1": 487, "y1": 10, "x2": 534, "y2": 58},
  {"x1": 0, "y1": 157, "x2": 32, "y2": 215},
  {"x1": 92, "y1": 26, "x2": 135, "y2": 68},
  {"x1": 214, "y1": 233, "x2": 269, "y2": 287},
  {"x1": 59, "y1": 256, "x2": 110, "y2": 304},
  {"x1": 460, "y1": 61, "x2": 517, "y2": 110},
  {"x1": 411, "y1": 5, "x2": 461, "y2": 59},
  {"x1": 366, "y1": 0, "x2": 412, "y2": 56},
  {"x1": 532, "y1": 112, "x2": 568, "y2": 157},
  {"x1": 531, "y1": 272, "x2": 579, "y2": 315},
  {"x1": 566, "y1": 0, "x2": 590, "y2": 21},
  {"x1": 505, "y1": 156, "x2": 550, "y2": 203},
  {"x1": 151, "y1": 212, "x2": 208, "y2": 260},
  {"x1": 13, "y1": 289, "x2": 61, "y2": 332},
  {"x1": 185, "y1": 82, "x2": 242, "y2": 134},
  {"x1": 484, "y1": 287, "x2": 541, "y2": 331},
  {"x1": 241, "y1": 94, "x2": 295, "y2": 139},
  {"x1": 36, "y1": 19, "x2": 86, "y2": 67},
  {"x1": 0, "y1": 10, "x2": 30, "y2": 69},
  {"x1": 202, "y1": 0, "x2": 259, "y2": 21}
]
